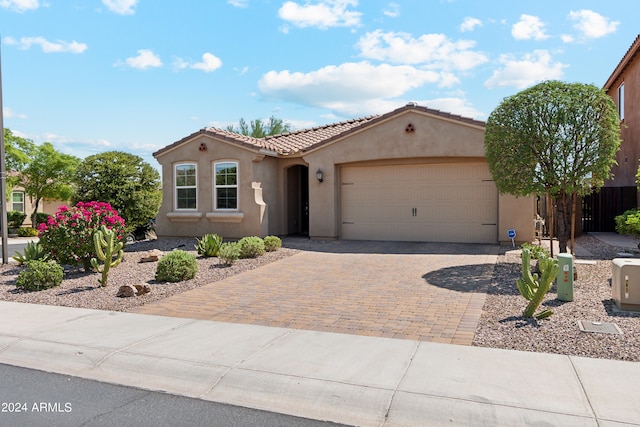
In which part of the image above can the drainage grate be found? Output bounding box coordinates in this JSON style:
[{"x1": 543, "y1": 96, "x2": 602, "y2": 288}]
[{"x1": 577, "y1": 320, "x2": 623, "y2": 335}]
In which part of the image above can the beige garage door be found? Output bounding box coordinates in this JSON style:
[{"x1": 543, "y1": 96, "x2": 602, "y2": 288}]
[{"x1": 340, "y1": 163, "x2": 498, "y2": 243}]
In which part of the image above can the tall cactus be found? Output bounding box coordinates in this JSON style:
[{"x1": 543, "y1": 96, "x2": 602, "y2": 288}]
[
  {"x1": 90, "y1": 225, "x2": 124, "y2": 287},
  {"x1": 516, "y1": 248, "x2": 559, "y2": 319}
]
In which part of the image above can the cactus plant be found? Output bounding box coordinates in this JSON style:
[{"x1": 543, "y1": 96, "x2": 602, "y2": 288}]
[
  {"x1": 90, "y1": 225, "x2": 124, "y2": 287},
  {"x1": 516, "y1": 248, "x2": 559, "y2": 319}
]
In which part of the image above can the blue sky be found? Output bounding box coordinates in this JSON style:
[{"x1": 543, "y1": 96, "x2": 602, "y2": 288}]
[{"x1": 0, "y1": 0, "x2": 637, "y2": 169}]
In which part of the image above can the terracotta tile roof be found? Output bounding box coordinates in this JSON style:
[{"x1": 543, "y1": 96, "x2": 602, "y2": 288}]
[
  {"x1": 604, "y1": 34, "x2": 640, "y2": 90},
  {"x1": 153, "y1": 103, "x2": 485, "y2": 158}
]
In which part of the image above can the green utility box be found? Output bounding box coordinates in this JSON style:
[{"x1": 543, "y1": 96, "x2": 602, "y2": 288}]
[{"x1": 557, "y1": 253, "x2": 574, "y2": 302}]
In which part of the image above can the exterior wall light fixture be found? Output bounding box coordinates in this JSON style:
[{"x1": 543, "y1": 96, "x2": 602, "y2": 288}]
[{"x1": 316, "y1": 169, "x2": 324, "y2": 183}]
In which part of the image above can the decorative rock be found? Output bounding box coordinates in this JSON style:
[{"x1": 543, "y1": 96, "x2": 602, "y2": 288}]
[
  {"x1": 134, "y1": 284, "x2": 151, "y2": 295},
  {"x1": 116, "y1": 284, "x2": 137, "y2": 298},
  {"x1": 139, "y1": 249, "x2": 163, "y2": 263}
]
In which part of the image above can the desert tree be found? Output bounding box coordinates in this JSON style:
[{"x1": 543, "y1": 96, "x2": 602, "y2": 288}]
[
  {"x1": 484, "y1": 80, "x2": 621, "y2": 253},
  {"x1": 226, "y1": 116, "x2": 292, "y2": 137},
  {"x1": 19, "y1": 142, "x2": 80, "y2": 225}
]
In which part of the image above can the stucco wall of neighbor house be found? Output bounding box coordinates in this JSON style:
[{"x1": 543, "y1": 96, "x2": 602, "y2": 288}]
[
  {"x1": 606, "y1": 51, "x2": 640, "y2": 188},
  {"x1": 155, "y1": 134, "x2": 276, "y2": 239},
  {"x1": 302, "y1": 109, "x2": 535, "y2": 243}
]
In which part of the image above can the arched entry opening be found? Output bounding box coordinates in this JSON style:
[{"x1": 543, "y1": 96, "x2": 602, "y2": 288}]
[{"x1": 286, "y1": 165, "x2": 309, "y2": 236}]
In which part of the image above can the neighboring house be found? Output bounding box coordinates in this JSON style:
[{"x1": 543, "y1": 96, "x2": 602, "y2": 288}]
[
  {"x1": 153, "y1": 103, "x2": 535, "y2": 244},
  {"x1": 584, "y1": 34, "x2": 640, "y2": 232},
  {"x1": 8, "y1": 186, "x2": 65, "y2": 227}
]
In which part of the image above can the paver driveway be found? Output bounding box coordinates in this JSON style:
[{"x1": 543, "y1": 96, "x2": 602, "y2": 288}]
[{"x1": 132, "y1": 239, "x2": 499, "y2": 345}]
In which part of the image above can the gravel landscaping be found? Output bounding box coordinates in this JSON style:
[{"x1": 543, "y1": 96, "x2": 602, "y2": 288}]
[
  {"x1": 473, "y1": 234, "x2": 640, "y2": 362},
  {"x1": 0, "y1": 238, "x2": 299, "y2": 312},
  {"x1": 1, "y1": 233, "x2": 639, "y2": 361}
]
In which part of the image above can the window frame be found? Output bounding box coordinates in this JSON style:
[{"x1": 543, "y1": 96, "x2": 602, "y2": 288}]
[
  {"x1": 214, "y1": 161, "x2": 239, "y2": 211},
  {"x1": 174, "y1": 163, "x2": 198, "y2": 210},
  {"x1": 11, "y1": 191, "x2": 25, "y2": 212},
  {"x1": 618, "y1": 82, "x2": 625, "y2": 121}
]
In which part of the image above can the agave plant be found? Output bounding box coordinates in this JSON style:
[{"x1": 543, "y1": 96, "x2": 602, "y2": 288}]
[
  {"x1": 195, "y1": 233, "x2": 223, "y2": 257},
  {"x1": 12, "y1": 241, "x2": 51, "y2": 265}
]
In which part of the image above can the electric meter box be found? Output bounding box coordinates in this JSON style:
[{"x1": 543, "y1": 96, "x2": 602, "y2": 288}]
[{"x1": 611, "y1": 258, "x2": 640, "y2": 311}]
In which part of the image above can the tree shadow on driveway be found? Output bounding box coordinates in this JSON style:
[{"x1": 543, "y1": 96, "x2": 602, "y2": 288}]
[{"x1": 422, "y1": 263, "x2": 496, "y2": 293}]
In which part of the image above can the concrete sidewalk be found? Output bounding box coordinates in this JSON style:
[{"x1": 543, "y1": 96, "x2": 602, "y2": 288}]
[{"x1": 0, "y1": 301, "x2": 638, "y2": 426}]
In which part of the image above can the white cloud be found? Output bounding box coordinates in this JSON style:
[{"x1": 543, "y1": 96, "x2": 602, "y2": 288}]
[
  {"x1": 0, "y1": 0, "x2": 38, "y2": 12},
  {"x1": 568, "y1": 10, "x2": 619, "y2": 39},
  {"x1": 460, "y1": 17, "x2": 481, "y2": 32},
  {"x1": 512, "y1": 14, "x2": 549, "y2": 40},
  {"x1": 357, "y1": 30, "x2": 488, "y2": 71},
  {"x1": 191, "y1": 53, "x2": 222, "y2": 72},
  {"x1": 484, "y1": 50, "x2": 567, "y2": 89},
  {"x1": 278, "y1": 0, "x2": 362, "y2": 30},
  {"x1": 419, "y1": 97, "x2": 485, "y2": 119},
  {"x1": 561, "y1": 34, "x2": 574, "y2": 43},
  {"x1": 3, "y1": 107, "x2": 28, "y2": 119},
  {"x1": 119, "y1": 49, "x2": 163, "y2": 70},
  {"x1": 383, "y1": 2, "x2": 399, "y2": 18},
  {"x1": 259, "y1": 61, "x2": 448, "y2": 116},
  {"x1": 173, "y1": 53, "x2": 223, "y2": 72},
  {"x1": 4, "y1": 36, "x2": 88, "y2": 53},
  {"x1": 102, "y1": 0, "x2": 138, "y2": 15},
  {"x1": 227, "y1": 0, "x2": 248, "y2": 7}
]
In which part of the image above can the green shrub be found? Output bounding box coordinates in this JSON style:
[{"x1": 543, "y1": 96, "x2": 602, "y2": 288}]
[
  {"x1": 7, "y1": 211, "x2": 27, "y2": 229},
  {"x1": 12, "y1": 241, "x2": 50, "y2": 265},
  {"x1": 17, "y1": 227, "x2": 39, "y2": 237},
  {"x1": 238, "y1": 236, "x2": 266, "y2": 258},
  {"x1": 520, "y1": 242, "x2": 550, "y2": 260},
  {"x1": 33, "y1": 212, "x2": 50, "y2": 227},
  {"x1": 15, "y1": 260, "x2": 63, "y2": 291},
  {"x1": 155, "y1": 250, "x2": 198, "y2": 282},
  {"x1": 195, "y1": 233, "x2": 223, "y2": 257},
  {"x1": 218, "y1": 242, "x2": 240, "y2": 265},
  {"x1": 263, "y1": 235, "x2": 282, "y2": 252},
  {"x1": 615, "y1": 209, "x2": 640, "y2": 237}
]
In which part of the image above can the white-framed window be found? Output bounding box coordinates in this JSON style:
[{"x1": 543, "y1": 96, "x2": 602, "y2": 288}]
[
  {"x1": 11, "y1": 191, "x2": 24, "y2": 212},
  {"x1": 175, "y1": 163, "x2": 197, "y2": 210},
  {"x1": 214, "y1": 161, "x2": 238, "y2": 210},
  {"x1": 619, "y1": 83, "x2": 625, "y2": 121}
]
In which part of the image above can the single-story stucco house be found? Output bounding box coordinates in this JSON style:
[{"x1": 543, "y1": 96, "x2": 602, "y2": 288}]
[{"x1": 153, "y1": 103, "x2": 535, "y2": 244}]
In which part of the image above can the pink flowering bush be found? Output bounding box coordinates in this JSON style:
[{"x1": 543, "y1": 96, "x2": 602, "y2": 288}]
[{"x1": 38, "y1": 201, "x2": 125, "y2": 270}]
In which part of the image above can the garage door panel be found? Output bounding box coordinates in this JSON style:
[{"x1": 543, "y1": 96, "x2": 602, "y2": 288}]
[{"x1": 340, "y1": 163, "x2": 498, "y2": 243}]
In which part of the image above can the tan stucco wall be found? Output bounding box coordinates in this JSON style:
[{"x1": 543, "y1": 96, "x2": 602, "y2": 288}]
[
  {"x1": 302, "y1": 109, "x2": 534, "y2": 242},
  {"x1": 155, "y1": 134, "x2": 280, "y2": 239},
  {"x1": 154, "y1": 108, "x2": 535, "y2": 243},
  {"x1": 498, "y1": 194, "x2": 536, "y2": 245}
]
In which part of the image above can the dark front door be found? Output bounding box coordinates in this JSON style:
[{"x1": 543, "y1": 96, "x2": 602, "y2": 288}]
[{"x1": 287, "y1": 165, "x2": 309, "y2": 235}]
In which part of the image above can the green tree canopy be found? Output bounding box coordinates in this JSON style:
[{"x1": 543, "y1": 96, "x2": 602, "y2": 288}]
[
  {"x1": 226, "y1": 116, "x2": 292, "y2": 137},
  {"x1": 3, "y1": 128, "x2": 34, "y2": 187},
  {"x1": 73, "y1": 151, "x2": 162, "y2": 232},
  {"x1": 19, "y1": 142, "x2": 80, "y2": 224},
  {"x1": 484, "y1": 80, "x2": 621, "y2": 252}
]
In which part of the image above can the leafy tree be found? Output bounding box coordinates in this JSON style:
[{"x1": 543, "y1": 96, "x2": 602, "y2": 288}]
[
  {"x1": 4, "y1": 128, "x2": 33, "y2": 170},
  {"x1": 226, "y1": 116, "x2": 292, "y2": 137},
  {"x1": 485, "y1": 81, "x2": 621, "y2": 253},
  {"x1": 19, "y1": 142, "x2": 80, "y2": 225},
  {"x1": 73, "y1": 151, "x2": 161, "y2": 232},
  {"x1": 3, "y1": 128, "x2": 34, "y2": 187}
]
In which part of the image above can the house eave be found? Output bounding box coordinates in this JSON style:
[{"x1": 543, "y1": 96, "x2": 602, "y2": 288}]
[{"x1": 604, "y1": 34, "x2": 640, "y2": 91}]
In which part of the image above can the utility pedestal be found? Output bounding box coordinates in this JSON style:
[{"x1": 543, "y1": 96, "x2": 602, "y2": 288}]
[{"x1": 557, "y1": 253, "x2": 574, "y2": 302}]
